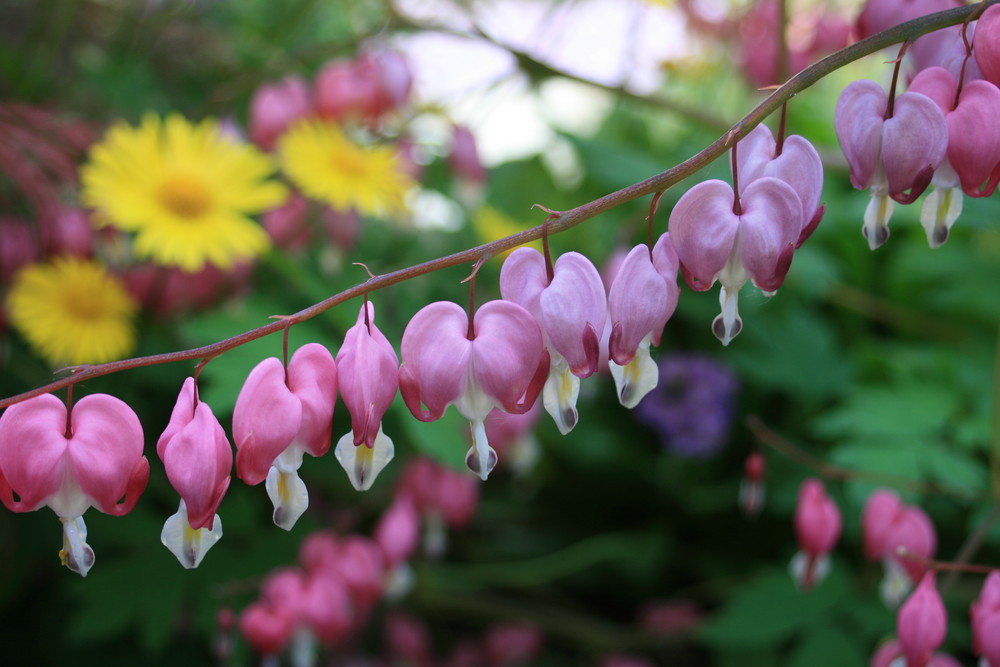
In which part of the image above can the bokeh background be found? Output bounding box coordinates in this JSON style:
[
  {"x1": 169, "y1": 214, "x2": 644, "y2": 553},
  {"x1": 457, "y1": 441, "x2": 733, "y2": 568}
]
[{"x1": 1, "y1": 0, "x2": 998, "y2": 665}]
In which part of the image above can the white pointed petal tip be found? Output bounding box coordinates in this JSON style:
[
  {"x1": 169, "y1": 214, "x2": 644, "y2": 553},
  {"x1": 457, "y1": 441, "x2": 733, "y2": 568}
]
[
  {"x1": 265, "y1": 466, "x2": 309, "y2": 531},
  {"x1": 609, "y1": 333, "x2": 658, "y2": 409},
  {"x1": 334, "y1": 428, "x2": 395, "y2": 491},
  {"x1": 60, "y1": 516, "x2": 95, "y2": 577},
  {"x1": 161, "y1": 500, "x2": 223, "y2": 569},
  {"x1": 919, "y1": 186, "x2": 962, "y2": 249},
  {"x1": 466, "y1": 419, "x2": 497, "y2": 480},
  {"x1": 712, "y1": 285, "x2": 743, "y2": 346},
  {"x1": 542, "y1": 361, "x2": 580, "y2": 435},
  {"x1": 863, "y1": 191, "x2": 894, "y2": 250}
]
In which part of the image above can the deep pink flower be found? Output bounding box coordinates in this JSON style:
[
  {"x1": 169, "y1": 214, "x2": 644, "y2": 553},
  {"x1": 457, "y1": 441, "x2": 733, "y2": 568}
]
[
  {"x1": 790, "y1": 478, "x2": 841, "y2": 590},
  {"x1": 249, "y1": 76, "x2": 312, "y2": 151},
  {"x1": 262, "y1": 191, "x2": 312, "y2": 251},
  {"x1": 870, "y1": 640, "x2": 961, "y2": 667},
  {"x1": 0, "y1": 393, "x2": 149, "y2": 576},
  {"x1": 314, "y1": 59, "x2": 380, "y2": 122},
  {"x1": 375, "y1": 493, "x2": 420, "y2": 568},
  {"x1": 334, "y1": 302, "x2": 399, "y2": 490},
  {"x1": 156, "y1": 377, "x2": 233, "y2": 568},
  {"x1": 260, "y1": 566, "x2": 353, "y2": 646},
  {"x1": 898, "y1": 573, "x2": 948, "y2": 667},
  {"x1": 399, "y1": 300, "x2": 548, "y2": 480},
  {"x1": 232, "y1": 343, "x2": 337, "y2": 529},
  {"x1": 835, "y1": 79, "x2": 948, "y2": 248},
  {"x1": 972, "y1": 571, "x2": 1000, "y2": 666},
  {"x1": 669, "y1": 178, "x2": 799, "y2": 344},
  {"x1": 606, "y1": 234, "x2": 679, "y2": 406},
  {"x1": 501, "y1": 248, "x2": 606, "y2": 433},
  {"x1": 239, "y1": 601, "x2": 296, "y2": 657}
]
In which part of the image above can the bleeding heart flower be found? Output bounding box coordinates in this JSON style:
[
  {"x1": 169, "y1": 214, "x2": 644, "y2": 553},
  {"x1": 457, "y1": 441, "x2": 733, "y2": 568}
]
[
  {"x1": 975, "y1": 5, "x2": 1000, "y2": 88},
  {"x1": 898, "y1": 573, "x2": 949, "y2": 667},
  {"x1": 789, "y1": 478, "x2": 841, "y2": 590},
  {"x1": 862, "y1": 489, "x2": 937, "y2": 606},
  {"x1": 606, "y1": 234, "x2": 679, "y2": 407},
  {"x1": 0, "y1": 392, "x2": 149, "y2": 576},
  {"x1": 835, "y1": 79, "x2": 948, "y2": 248},
  {"x1": 334, "y1": 302, "x2": 399, "y2": 491},
  {"x1": 669, "y1": 177, "x2": 800, "y2": 345},
  {"x1": 156, "y1": 377, "x2": 233, "y2": 568},
  {"x1": 500, "y1": 248, "x2": 606, "y2": 433},
  {"x1": 233, "y1": 343, "x2": 337, "y2": 529},
  {"x1": 399, "y1": 299, "x2": 548, "y2": 480},
  {"x1": 972, "y1": 571, "x2": 1000, "y2": 667}
]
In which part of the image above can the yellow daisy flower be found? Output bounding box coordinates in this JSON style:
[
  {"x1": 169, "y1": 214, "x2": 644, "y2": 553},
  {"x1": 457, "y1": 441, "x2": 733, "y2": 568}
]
[
  {"x1": 80, "y1": 113, "x2": 288, "y2": 272},
  {"x1": 278, "y1": 120, "x2": 414, "y2": 218},
  {"x1": 7, "y1": 257, "x2": 138, "y2": 366}
]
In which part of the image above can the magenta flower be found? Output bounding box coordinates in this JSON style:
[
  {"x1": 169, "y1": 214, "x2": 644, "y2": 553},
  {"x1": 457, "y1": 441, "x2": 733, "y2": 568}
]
[
  {"x1": 374, "y1": 493, "x2": 420, "y2": 568},
  {"x1": 249, "y1": 76, "x2": 312, "y2": 151},
  {"x1": 156, "y1": 377, "x2": 233, "y2": 568},
  {"x1": 0, "y1": 393, "x2": 149, "y2": 576},
  {"x1": 500, "y1": 247, "x2": 606, "y2": 433},
  {"x1": 606, "y1": 234, "x2": 679, "y2": 407},
  {"x1": 669, "y1": 177, "x2": 800, "y2": 345},
  {"x1": 334, "y1": 302, "x2": 399, "y2": 491},
  {"x1": 834, "y1": 79, "x2": 948, "y2": 248},
  {"x1": 862, "y1": 489, "x2": 937, "y2": 606},
  {"x1": 790, "y1": 478, "x2": 841, "y2": 590},
  {"x1": 972, "y1": 571, "x2": 1000, "y2": 666},
  {"x1": 899, "y1": 573, "x2": 950, "y2": 667},
  {"x1": 735, "y1": 123, "x2": 825, "y2": 246},
  {"x1": 399, "y1": 300, "x2": 548, "y2": 480},
  {"x1": 233, "y1": 343, "x2": 337, "y2": 529}
]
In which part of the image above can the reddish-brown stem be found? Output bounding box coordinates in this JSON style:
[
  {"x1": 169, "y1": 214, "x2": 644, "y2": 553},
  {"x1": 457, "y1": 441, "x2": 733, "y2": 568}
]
[
  {"x1": 898, "y1": 547, "x2": 999, "y2": 576},
  {"x1": 884, "y1": 40, "x2": 911, "y2": 120},
  {"x1": 731, "y1": 141, "x2": 743, "y2": 216},
  {"x1": 64, "y1": 383, "x2": 75, "y2": 439},
  {"x1": 282, "y1": 320, "x2": 291, "y2": 387},
  {"x1": 745, "y1": 415, "x2": 988, "y2": 501},
  {"x1": 542, "y1": 214, "x2": 555, "y2": 284},
  {"x1": 775, "y1": 102, "x2": 787, "y2": 157},
  {"x1": 954, "y1": 2, "x2": 987, "y2": 107},
  {"x1": 647, "y1": 191, "x2": 664, "y2": 257},
  {"x1": 0, "y1": 2, "x2": 992, "y2": 411}
]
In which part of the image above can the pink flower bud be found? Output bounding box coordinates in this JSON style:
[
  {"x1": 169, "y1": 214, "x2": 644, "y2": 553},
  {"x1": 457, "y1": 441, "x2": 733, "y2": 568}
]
[
  {"x1": 898, "y1": 572, "x2": 947, "y2": 667},
  {"x1": 790, "y1": 478, "x2": 841, "y2": 589},
  {"x1": 862, "y1": 489, "x2": 936, "y2": 604},
  {"x1": 450, "y1": 125, "x2": 487, "y2": 184},
  {"x1": 47, "y1": 207, "x2": 95, "y2": 257},
  {"x1": 314, "y1": 59, "x2": 379, "y2": 122},
  {"x1": 399, "y1": 457, "x2": 479, "y2": 528},
  {"x1": 0, "y1": 393, "x2": 149, "y2": 577},
  {"x1": 249, "y1": 76, "x2": 312, "y2": 151},
  {"x1": 739, "y1": 451, "x2": 766, "y2": 517},
  {"x1": 400, "y1": 300, "x2": 548, "y2": 480},
  {"x1": 239, "y1": 601, "x2": 295, "y2": 656},
  {"x1": 334, "y1": 302, "x2": 399, "y2": 490},
  {"x1": 156, "y1": 377, "x2": 233, "y2": 568},
  {"x1": 375, "y1": 493, "x2": 420, "y2": 567},
  {"x1": 262, "y1": 191, "x2": 312, "y2": 251}
]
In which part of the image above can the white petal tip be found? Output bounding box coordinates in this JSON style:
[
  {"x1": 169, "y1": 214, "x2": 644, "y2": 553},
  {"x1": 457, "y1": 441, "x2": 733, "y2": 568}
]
[
  {"x1": 161, "y1": 502, "x2": 223, "y2": 568},
  {"x1": 60, "y1": 516, "x2": 95, "y2": 577},
  {"x1": 334, "y1": 429, "x2": 394, "y2": 491},
  {"x1": 265, "y1": 467, "x2": 309, "y2": 531}
]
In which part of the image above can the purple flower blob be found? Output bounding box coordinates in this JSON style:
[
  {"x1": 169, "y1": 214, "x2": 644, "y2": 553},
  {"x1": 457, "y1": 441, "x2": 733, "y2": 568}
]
[{"x1": 633, "y1": 355, "x2": 739, "y2": 458}]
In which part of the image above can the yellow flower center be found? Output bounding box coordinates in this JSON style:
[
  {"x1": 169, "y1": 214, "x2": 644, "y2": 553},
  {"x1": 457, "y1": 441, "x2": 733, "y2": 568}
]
[
  {"x1": 158, "y1": 173, "x2": 213, "y2": 219},
  {"x1": 330, "y1": 149, "x2": 368, "y2": 178},
  {"x1": 62, "y1": 288, "x2": 107, "y2": 321}
]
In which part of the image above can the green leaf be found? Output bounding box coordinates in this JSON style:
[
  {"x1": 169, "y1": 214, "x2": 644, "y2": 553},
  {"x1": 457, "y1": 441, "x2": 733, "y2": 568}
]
[
  {"x1": 923, "y1": 442, "x2": 987, "y2": 493},
  {"x1": 829, "y1": 439, "x2": 924, "y2": 507},
  {"x1": 813, "y1": 384, "x2": 957, "y2": 441},
  {"x1": 788, "y1": 624, "x2": 867, "y2": 667},
  {"x1": 699, "y1": 567, "x2": 848, "y2": 649},
  {"x1": 397, "y1": 403, "x2": 468, "y2": 470}
]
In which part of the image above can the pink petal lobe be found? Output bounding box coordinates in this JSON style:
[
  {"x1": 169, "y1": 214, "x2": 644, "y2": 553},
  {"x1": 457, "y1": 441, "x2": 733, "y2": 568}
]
[
  {"x1": 0, "y1": 393, "x2": 70, "y2": 511},
  {"x1": 668, "y1": 179, "x2": 740, "y2": 289},
  {"x1": 949, "y1": 80, "x2": 1000, "y2": 197},
  {"x1": 337, "y1": 303, "x2": 399, "y2": 447},
  {"x1": 499, "y1": 247, "x2": 548, "y2": 315},
  {"x1": 736, "y1": 177, "x2": 801, "y2": 291},
  {"x1": 400, "y1": 301, "x2": 472, "y2": 421},
  {"x1": 233, "y1": 357, "x2": 303, "y2": 485},
  {"x1": 608, "y1": 245, "x2": 669, "y2": 366},
  {"x1": 539, "y1": 252, "x2": 607, "y2": 377},
  {"x1": 286, "y1": 343, "x2": 338, "y2": 457},
  {"x1": 471, "y1": 300, "x2": 544, "y2": 413},
  {"x1": 882, "y1": 91, "x2": 948, "y2": 200},
  {"x1": 834, "y1": 80, "x2": 887, "y2": 190},
  {"x1": 68, "y1": 394, "x2": 146, "y2": 515}
]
